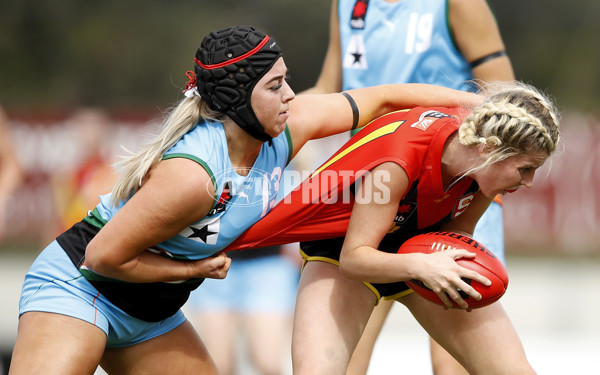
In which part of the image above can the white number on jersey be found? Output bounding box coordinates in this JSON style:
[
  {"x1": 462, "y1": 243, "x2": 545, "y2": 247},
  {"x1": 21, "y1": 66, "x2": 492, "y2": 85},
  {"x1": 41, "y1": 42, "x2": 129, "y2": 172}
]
[{"x1": 405, "y1": 13, "x2": 433, "y2": 54}]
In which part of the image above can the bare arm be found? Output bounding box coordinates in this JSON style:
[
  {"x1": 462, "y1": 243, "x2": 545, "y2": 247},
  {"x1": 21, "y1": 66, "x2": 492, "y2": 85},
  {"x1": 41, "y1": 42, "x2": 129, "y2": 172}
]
[
  {"x1": 287, "y1": 84, "x2": 483, "y2": 159},
  {"x1": 85, "y1": 158, "x2": 231, "y2": 283},
  {"x1": 450, "y1": 0, "x2": 515, "y2": 83},
  {"x1": 338, "y1": 162, "x2": 490, "y2": 309},
  {"x1": 300, "y1": 0, "x2": 343, "y2": 95}
]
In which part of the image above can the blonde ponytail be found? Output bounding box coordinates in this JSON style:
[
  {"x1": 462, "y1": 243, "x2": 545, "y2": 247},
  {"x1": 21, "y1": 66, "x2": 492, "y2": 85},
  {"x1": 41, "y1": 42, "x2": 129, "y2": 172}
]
[{"x1": 110, "y1": 96, "x2": 223, "y2": 205}]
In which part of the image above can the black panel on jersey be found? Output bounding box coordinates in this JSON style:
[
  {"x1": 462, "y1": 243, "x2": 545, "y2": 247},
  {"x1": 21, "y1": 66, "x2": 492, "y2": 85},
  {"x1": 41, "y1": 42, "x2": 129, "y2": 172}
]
[{"x1": 57, "y1": 221, "x2": 204, "y2": 322}]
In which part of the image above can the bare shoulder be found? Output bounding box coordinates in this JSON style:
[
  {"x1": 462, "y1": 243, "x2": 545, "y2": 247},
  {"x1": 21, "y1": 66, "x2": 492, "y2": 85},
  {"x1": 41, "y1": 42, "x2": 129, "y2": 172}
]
[
  {"x1": 371, "y1": 161, "x2": 408, "y2": 178},
  {"x1": 139, "y1": 158, "x2": 216, "y2": 221},
  {"x1": 449, "y1": 0, "x2": 491, "y2": 14},
  {"x1": 147, "y1": 157, "x2": 213, "y2": 193},
  {"x1": 366, "y1": 161, "x2": 410, "y2": 199},
  {"x1": 449, "y1": 0, "x2": 497, "y2": 28}
]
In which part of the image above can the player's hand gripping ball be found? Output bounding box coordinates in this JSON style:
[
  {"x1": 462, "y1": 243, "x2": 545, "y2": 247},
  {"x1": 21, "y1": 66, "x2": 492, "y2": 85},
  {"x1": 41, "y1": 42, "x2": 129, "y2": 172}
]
[{"x1": 398, "y1": 231, "x2": 508, "y2": 309}]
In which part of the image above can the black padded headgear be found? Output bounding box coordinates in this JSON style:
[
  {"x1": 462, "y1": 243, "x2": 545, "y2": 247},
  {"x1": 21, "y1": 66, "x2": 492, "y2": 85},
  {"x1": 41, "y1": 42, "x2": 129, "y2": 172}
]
[{"x1": 195, "y1": 25, "x2": 282, "y2": 142}]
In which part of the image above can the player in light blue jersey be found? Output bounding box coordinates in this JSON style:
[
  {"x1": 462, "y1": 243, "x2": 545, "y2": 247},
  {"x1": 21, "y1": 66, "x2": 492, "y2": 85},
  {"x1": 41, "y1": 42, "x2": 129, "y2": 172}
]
[
  {"x1": 302, "y1": 0, "x2": 515, "y2": 373},
  {"x1": 9, "y1": 25, "x2": 482, "y2": 375},
  {"x1": 340, "y1": 0, "x2": 473, "y2": 92}
]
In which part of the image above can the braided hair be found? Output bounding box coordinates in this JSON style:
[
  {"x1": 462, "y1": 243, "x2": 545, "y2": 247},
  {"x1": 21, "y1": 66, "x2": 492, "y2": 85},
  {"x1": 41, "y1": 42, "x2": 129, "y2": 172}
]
[{"x1": 458, "y1": 82, "x2": 560, "y2": 173}]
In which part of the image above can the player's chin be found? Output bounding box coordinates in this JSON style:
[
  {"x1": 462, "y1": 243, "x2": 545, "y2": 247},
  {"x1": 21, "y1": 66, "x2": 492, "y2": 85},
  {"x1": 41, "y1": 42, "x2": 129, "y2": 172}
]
[
  {"x1": 483, "y1": 187, "x2": 516, "y2": 198},
  {"x1": 268, "y1": 121, "x2": 287, "y2": 137},
  {"x1": 480, "y1": 190, "x2": 500, "y2": 199},
  {"x1": 501, "y1": 187, "x2": 519, "y2": 195}
]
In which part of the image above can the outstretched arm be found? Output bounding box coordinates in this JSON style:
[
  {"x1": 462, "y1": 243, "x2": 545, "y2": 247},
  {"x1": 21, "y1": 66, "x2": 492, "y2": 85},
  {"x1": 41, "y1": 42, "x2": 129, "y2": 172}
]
[{"x1": 287, "y1": 84, "x2": 483, "y2": 159}]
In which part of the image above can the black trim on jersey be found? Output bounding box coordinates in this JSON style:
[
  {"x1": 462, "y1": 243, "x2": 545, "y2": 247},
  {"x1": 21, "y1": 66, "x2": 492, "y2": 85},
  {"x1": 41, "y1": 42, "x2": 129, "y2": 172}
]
[
  {"x1": 57, "y1": 220, "x2": 204, "y2": 322},
  {"x1": 228, "y1": 245, "x2": 281, "y2": 260}
]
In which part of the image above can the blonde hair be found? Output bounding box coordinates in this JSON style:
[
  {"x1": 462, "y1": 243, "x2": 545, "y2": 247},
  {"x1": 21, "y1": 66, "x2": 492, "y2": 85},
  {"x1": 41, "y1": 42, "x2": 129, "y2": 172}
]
[
  {"x1": 110, "y1": 96, "x2": 224, "y2": 205},
  {"x1": 458, "y1": 81, "x2": 560, "y2": 175}
]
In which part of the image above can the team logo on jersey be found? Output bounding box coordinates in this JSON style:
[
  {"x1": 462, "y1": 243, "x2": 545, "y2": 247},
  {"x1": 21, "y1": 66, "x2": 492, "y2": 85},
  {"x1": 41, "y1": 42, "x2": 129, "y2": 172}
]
[
  {"x1": 209, "y1": 181, "x2": 232, "y2": 216},
  {"x1": 452, "y1": 192, "x2": 476, "y2": 218},
  {"x1": 350, "y1": 0, "x2": 370, "y2": 29},
  {"x1": 180, "y1": 216, "x2": 220, "y2": 245},
  {"x1": 343, "y1": 34, "x2": 368, "y2": 69},
  {"x1": 410, "y1": 110, "x2": 452, "y2": 131}
]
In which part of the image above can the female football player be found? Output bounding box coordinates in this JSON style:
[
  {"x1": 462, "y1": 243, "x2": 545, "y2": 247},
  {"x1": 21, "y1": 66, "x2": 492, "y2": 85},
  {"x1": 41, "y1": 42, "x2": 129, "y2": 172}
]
[{"x1": 227, "y1": 81, "x2": 560, "y2": 375}]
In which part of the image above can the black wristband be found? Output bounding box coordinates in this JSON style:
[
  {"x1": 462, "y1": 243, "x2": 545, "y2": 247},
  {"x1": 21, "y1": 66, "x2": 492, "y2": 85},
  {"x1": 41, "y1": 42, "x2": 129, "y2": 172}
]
[
  {"x1": 469, "y1": 50, "x2": 507, "y2": 69},
  {"x1": 341, "y1": 92, "x2": 359, "y2": 130}
]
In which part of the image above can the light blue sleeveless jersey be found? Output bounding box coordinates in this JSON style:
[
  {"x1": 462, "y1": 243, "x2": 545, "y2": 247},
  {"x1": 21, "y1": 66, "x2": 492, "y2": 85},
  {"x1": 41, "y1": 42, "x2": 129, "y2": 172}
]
[
  {"x1": 339, "y1": 0, "x2": 474, "y2": 92},
  {"x1": 92, "y1": 121, "x2": 293, "y2": 261}
]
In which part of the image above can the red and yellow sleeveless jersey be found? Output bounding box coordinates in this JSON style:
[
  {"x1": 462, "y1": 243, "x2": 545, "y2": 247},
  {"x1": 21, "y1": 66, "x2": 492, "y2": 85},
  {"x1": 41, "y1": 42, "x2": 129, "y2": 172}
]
[{"x1": 226, "y1": 107, "x2": 480, "y2": 251}]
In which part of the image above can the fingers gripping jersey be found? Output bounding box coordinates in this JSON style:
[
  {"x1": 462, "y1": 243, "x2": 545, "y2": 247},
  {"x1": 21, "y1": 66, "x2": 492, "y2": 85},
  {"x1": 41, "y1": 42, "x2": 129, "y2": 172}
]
[{"x1": 226, "y1": 107, "x2": 479, "y2": 251}]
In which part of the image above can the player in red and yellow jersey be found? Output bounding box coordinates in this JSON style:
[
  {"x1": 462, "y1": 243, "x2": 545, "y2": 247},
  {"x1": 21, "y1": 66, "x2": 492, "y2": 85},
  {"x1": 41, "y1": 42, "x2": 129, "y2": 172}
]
[{"x1": 227, "y1": 82, "x2": 560, "y2": 374}]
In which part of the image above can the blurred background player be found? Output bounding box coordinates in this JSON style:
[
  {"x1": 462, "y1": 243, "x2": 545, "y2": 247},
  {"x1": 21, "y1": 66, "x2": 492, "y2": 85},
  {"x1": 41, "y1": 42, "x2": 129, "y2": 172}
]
[
  {"x1": 185, "y1": 242, "x2": 300, "y2": 375},
  {"x1": 49, "y1": 108, "x2": 118, "y2": 238},
  {"x1": 0, "y1": 106, "x2": 24, "y2": 243},
  {"x1": 299, "y1": 0, "x2": 515, "y2": 373}
]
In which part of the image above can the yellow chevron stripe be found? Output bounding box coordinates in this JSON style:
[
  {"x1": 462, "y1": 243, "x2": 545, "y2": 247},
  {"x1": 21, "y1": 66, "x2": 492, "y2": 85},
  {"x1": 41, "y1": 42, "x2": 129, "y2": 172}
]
[{"x1": 311, "y1": 120, "x2": 405, "y2": 178}]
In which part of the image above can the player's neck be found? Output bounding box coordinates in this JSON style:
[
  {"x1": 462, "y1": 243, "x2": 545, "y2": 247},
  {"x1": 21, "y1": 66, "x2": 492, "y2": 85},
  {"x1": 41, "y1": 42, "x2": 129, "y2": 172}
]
[
  {"x1": 222, "y1": 119, "x2": 263, "y2": 175},
  {"x1": 441, "y1": 134, "x2": 479, "y2": 189}
]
